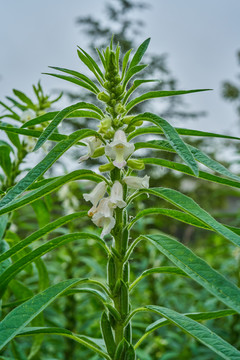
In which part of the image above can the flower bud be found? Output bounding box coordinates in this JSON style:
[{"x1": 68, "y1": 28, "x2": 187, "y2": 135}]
[
  {"x1": 115, "y1": 103, "x2": 126, "y2": 114},
  {"x1": 98, "y1": 117, "x2": 112, "y2": 134},
  {"x1": 127, "y1": 159, "x2": 145, "y2": 170},
  {"x1": 97, "y1": 92, "x2": 110, "y2": 102}
]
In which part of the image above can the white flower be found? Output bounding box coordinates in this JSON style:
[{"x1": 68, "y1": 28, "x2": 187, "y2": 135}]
[
  {"x1": 83, "y1": 181, "x2": 107, "y2": 207},
  {"x1": 105, "y1": 130, "x2": 135, "y2": 169},
  {"x1": 78, "y1": 136, "x2": 102, "y2": 163},
  {"x1": 123, "y1": 175, "x2": 150, "y2": 189},
  {"x1": 109, "y1": 181, "x2": 126, "y2": 209},
  {"x1": 20, "y1": 109, "x2": 36, "y2": 122},
  {"x1": 92, "y1": 198, "x2": 116, "y2": 238}
]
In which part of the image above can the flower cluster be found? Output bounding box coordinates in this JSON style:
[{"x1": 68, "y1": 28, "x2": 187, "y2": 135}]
[{"x1": 82, "y1": 129, "x2": 150, "y2": 238}]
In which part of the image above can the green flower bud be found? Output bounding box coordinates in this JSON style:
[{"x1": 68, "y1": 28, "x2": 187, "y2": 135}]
[
  {"x1": 92, "y1": 146, "x2": 105, "y2": 158},
  {"x1": 115, "y1": 103, "x2": 126, "y2": 114},
  {"x1": 125, "y1": 125, "x2": 136, "y2": 133},
  {"x1": 127, "y1": 159, "x2": 145, "y2": 170},
  {"x1": 100, "y1": 311, "x2": 116, "y2": 357},
  {"x1": 98, "y1": 117, "x2": 112, "y2": 133},
  {"x1": 97, "y1": 92, "x2": 110, "y2": 102},
  {"x1": 99, "y1": 162, "x2": 115, "y2": 172},
  {"x1": 135, "y1": 120, "x2": 143, "y2": 126},
  {"x1": 122, "y1": 116, "x2": 135, "y2": 124}
]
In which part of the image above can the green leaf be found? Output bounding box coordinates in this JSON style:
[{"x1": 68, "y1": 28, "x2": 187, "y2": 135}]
[
  {"x1": 0, "y1": 212, "x2": 87, "y2": 264},
  {"x1": 135, "y1": 140, "x2": 240, "y2": 182},
  {"x1": 0, "y1": 214, "x2": 8, "y2": 240},
  {"x1": 12, "y1": 89, "x2": 35, "y2": 109},
  {"x1": 144, "y1": 233, "x2": 240, "y2": 314},
  {"x1": 21, "y1": 109, "x2": 102, "y2": 128},
  {"x1": 144, "y1": 188, "x2": 240, "y2": 247},
  {"x1": 145, "y1": 309, "x2": 237, "y2": 334},
  {"x1": 128, "y1": 126, "x2": 240, "y2": 141},
  {"x1": 64, "y1": 287, "x2": 107, "y2": 303},
  {"x1": 126, "y1": 89, "x2": 211, "y2": 112},
  {"x1": 130, "y1": 113, "x2": 199, "y2": 176},
  {"x1": 0, "y1": 140, "x2": 13, "y2": 176},
  {"x1": 121, "y1": 49, "x2": 132, "y2": 79},
  {"x1": 18, "y1": 327, "x2": 110, "y2": 359},
  {"x1": 0, "y1": 101, "x2": 20, "y2": 117},
  {"x1": 48, "y1": 66, "x2": 100, "y2": 93},
  {"x1": 143, "y1": 157, "x2": 240, "y2": 191},
  {"x1": 0, "y1": 170, "x2": 104, "y2": 216},
  {"x1": 123, "y1": 79, "x2": 158, "y2": 104},
  {"x1": 0, "y1": 123, "x2": 67, "y2": 142},
  {"x1": 0, "y1": 129, "x2": 102, "y2": 211},
  {"x1": 6, "y1": 96, "x2": 27, "y2": 111},
  {"x1": 129, "y1": 38, "x2": 150, "y2": 69},
  {"x1": 77, "y1": 48, "x2": 104, "y2": 85},
  {"x1": 0, "y1": 279, "x2": 89, "y2": 351},
  {"x1": 0, "y1": 240, "x2": 11, "y2": 276},
  {"x1": 34, "y1": 103, "x2": 103, "y2": 150},
  {"x1": 44, "y1": 73, "x2": 99, "y2": 94},
  {"x1": 130, "y1": 266, "x2": 187, "y2": 290},
  {"x1": 123, "y1": 64, "x2": 148, "y2": 89},
  {"x1": 146, "y1": 305, "x2": 240, "y2": 360},
  {"x1": 128, "y1": 207, "x2": 240, "y2": 236},
  {"x1": 0, "y1": 233, "x2": 108, "y2": 296}
]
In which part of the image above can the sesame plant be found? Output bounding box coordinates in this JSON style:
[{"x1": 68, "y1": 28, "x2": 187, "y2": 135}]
[{"x1": 1, "y1": 38, "x2": 240, "y2": 359}]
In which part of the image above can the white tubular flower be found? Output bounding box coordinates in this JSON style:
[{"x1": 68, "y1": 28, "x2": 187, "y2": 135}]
[
  {"x1": 123, "y1": 175, "x2": 150, "y2": 189},
  {"x1": 78, "y1": 136, "x2": 102, "y2": 163},
  {"x1": 83, "y1": 181, "x2": 107, "y2": 207},
  {"x1": 20, "y1": 109, "x2": 35, "y2": 122},
  {"x1": 92, "y1": 198, "x2": 116, "y2": 238},
  {"x1": 105, "y1": 130, "x2": 135, "y2": 169},
  {"x1": 109, "y1": 181, "x2": 126, "y2": 209}
]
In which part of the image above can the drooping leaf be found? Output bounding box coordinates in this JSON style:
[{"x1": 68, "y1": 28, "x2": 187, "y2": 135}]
[
  {"x1": 146, "y1": 305, "x2": 240, "y2": 360},
  {"x1": 128, "y1": 126, "x2": 240, "y2": 141},
  {"x1": 144, "y1": 188, "x2": 240, "y2": 247},
  {"x1": 0, "y1": 233, "x2": 108, "y2": 296},
  {"x1": 0, "y1": 129, "x2": 102, "y2": 211},
  {"x1": 18, "y1": 327, "x2": 110, "y2": 359},
  {"x1": 144, "y1": 233, "x2": 240, "y2": 313},
  {"x1": 135, "y1": 140, "x2": 240, "y2": 182},
  {"x1": 129, "y1": 113, "x2": 199, "y2": 176},
  {"x1": 34, "y1": 103, "x2": 104, "y2": 150},
  {"x1": 0, "y1": 211, "x2": 87, "y2": 264},
  {"x1": 143, "y1": 157, "x2": 240, "y2": 191},
  {"x1": 0, "y1": 279, "x2": 90, "y2": 351},
  {"x1": 0, "y1": 170, "x2": 104, "y2": 216}
]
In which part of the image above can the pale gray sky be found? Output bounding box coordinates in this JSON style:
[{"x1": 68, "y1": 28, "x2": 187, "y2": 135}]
[{"x1": 0, "y1": 0, "x2": 240, "y2": 134}]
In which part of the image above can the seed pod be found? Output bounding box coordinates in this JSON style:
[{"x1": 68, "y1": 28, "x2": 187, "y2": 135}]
[
  {"x1": 120, "y1": 280, "x2": 129, "y2": 318},
  {"x1": 100, "y1": 311, "x2": 116, "y2": 358},
  {"x1": 114, "y1": 338, "x2": 129, "y2": 360},
  {"x1": 123, "y1": 261, "x2": 130, "y2": 284},
  {"x1": 121, "y1": 227, "x2": 129, "y2": 255},
  {"x1": 105, "y1": 303, "x2": 121, "y2": 321},
  {"x1": 107, "y1": 256, "x2": 116, "y2": 291},
  {"x1": 126, "y1": 344, "x2": 136, "y2": 360},
  {"x1": 124, "y1": 322, "x2": 132, "y2": 343}
]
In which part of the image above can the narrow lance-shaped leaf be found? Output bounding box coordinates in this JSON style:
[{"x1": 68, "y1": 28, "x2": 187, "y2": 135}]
[
  {"x1": 0, "y1": 279, "x2": 95, "y2": 351},
  {"x1": 0, "y1": 170, "x2": 104, "y2": 216},
  {"x1": 18, "y1": 327, "x2": 110, "y2": 360},
  {"x1": 0, "y1": 212, "x2": 87, "y2": 265},
  {"x1": 144, "y1": 187, "x2": 240, "y2": 247},
  {"x1": 0, "y1": 232, "x2": 108, "y2": 297},
  {"x1": 126, "y1": 89, "x2": 211, "y2": 112},
  {"x1": 128, "y1": 126, "x2": 240, "y2": 141},
  {"x1": 128, "y1": 207, "x2": 240, "y2": 236},
  {"x1": 135, "y1": 140, "x2": 240, "y2": 182},
  {"x1": 34, "y1": 102, "x2": 104, "y2": 150},
  {"x1": 143, "y1": 157, "x2": 240, "y2": 191},
  {"x1": 128, "y1": 38, "x2": 150, "y2": 69},
  {"x1": 146, "y1": 306, "x2": 240, "y2": 360},
  {"x1": 0, "y1": 129, "x2": 102, "y2": 210},
  {"x1": 12, "y1": 89, "x2": 35, "y2": 109},
  {"x1": 144, "y1": 233, "x2": 240, "y2": 314},
  {"x1": 44, "y1": 73, "x2": 99, "y2": 94},
  {"x1": 129, "y1": 112, "x2": 199, "y2": 176},
  {"x1": 48, "y1": 66, "x2": 100, "y2": 93}
]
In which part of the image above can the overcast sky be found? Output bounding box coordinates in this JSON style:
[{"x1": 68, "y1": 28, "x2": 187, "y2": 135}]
[{"x1": 1, "y1": 0, "x2": 240, "y2": 134}]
